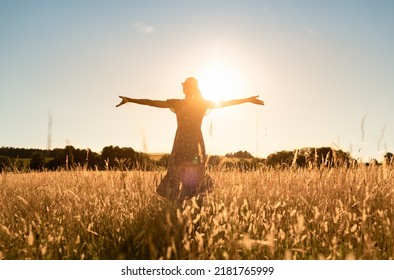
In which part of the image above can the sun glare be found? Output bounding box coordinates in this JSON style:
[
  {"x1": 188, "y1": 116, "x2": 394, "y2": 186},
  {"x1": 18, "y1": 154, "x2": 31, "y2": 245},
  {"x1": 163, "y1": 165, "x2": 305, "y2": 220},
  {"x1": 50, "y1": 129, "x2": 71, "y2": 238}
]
[{"x1": 197, "y1": 62, "x2": 246, "y2": 102}]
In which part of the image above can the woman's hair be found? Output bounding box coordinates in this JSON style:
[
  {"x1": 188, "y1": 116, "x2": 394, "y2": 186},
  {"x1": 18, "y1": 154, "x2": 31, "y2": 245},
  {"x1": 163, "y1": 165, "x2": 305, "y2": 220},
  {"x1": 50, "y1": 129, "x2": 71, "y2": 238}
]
[
  {"x1": 183, "y1": 77, "x2": 204, "y2": 101},
  {"x1": 184, "y1": 77, "x2": 198, "y2": 88}
]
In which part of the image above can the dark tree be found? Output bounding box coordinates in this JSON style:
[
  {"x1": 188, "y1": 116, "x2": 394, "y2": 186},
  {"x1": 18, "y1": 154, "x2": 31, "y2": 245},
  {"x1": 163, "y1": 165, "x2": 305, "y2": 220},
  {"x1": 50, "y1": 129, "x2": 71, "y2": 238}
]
[
  {"x1": 207, "y1": 155, "x2": 221, "y2": 166},
  {"x1": 0, "y1": 155, "x2": 12, "y2": 171},
  {"x1": 156, "y1": 154, "x2": 170, "y2": 169},
  {"x1": 384, "y1": 152, "x2": 393, "y2": 165},
  {"x1": 30, "y1": 152, "x2": 45, "y2": 170},
  {"x1": 267, "y1": 150, "x2": 295, "y2": 167},
  {"x1": 225, "y1": 150, "x2": 254, "y2": 159}
]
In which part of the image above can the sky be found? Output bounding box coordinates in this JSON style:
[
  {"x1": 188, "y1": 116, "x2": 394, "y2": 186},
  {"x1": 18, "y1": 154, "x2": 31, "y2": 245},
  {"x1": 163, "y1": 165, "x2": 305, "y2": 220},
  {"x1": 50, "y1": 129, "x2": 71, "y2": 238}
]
[{"x1": 1, "y1": 0, "x2": 393, "y2": 161}]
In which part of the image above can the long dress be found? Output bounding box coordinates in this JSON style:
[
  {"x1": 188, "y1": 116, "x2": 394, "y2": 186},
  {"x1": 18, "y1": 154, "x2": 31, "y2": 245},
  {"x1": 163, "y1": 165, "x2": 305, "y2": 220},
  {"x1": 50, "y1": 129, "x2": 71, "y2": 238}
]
[{"x1": 156, "y1": 98, "x2": 214, "y2": 201}]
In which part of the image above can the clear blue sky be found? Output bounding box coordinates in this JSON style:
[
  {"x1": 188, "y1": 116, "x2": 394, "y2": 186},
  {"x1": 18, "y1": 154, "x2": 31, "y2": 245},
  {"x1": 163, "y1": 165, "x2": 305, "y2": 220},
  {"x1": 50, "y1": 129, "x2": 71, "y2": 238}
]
[{"x1": 1, "y1": 0, "x2": 393, "y2": 161}]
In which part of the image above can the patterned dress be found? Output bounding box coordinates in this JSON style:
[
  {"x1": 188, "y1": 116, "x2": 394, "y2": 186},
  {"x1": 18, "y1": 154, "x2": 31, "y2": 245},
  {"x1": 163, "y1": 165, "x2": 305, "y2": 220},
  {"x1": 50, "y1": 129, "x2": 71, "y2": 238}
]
[{"x1": 156, "y1": 99, "x2": 214, "y2": 201}]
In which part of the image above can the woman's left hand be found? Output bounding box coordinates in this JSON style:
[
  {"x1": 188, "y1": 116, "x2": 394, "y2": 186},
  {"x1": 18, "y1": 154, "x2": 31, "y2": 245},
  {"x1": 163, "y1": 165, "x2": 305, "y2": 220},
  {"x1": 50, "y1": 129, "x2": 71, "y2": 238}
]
[{"x1": 116, "y1": 96, "x2": 128, "y2": 107}]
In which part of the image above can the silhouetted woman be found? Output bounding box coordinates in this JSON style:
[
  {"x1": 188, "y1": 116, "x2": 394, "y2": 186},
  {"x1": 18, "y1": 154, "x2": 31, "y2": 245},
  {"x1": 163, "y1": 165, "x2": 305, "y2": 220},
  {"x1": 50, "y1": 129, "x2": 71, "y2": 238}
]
[{"x1": 116, "y1": 77, "x2": 264, "y2": 201}]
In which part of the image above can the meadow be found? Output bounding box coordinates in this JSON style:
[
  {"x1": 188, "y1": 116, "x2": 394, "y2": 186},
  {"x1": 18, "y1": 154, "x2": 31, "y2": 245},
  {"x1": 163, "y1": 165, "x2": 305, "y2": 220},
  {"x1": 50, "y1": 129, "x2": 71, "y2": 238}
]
[{"x1": 0, "y1": 165, "x2": 393, "y2": 260}]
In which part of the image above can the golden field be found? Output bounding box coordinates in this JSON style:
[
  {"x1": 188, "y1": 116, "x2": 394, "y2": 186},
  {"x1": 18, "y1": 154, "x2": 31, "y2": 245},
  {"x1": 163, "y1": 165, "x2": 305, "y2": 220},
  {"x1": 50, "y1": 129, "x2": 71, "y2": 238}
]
[{"x1": 0, "y1": 165, "x2": 393, "y2": 260}]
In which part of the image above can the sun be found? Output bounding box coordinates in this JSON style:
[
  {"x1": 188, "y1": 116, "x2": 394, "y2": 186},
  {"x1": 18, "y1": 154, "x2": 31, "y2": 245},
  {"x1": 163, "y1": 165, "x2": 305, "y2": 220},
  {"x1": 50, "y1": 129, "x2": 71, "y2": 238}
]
[{"x1": 196, "y1": 61, "x2": 246, "y2": 102}]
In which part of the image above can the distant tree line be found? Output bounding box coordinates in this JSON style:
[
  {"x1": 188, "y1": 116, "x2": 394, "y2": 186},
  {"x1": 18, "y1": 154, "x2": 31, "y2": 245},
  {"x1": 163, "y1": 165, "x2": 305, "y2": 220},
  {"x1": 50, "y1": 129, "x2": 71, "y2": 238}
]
[
  {"x1": 207, "y1": 152, "x2": 266, "y2": 172},
  {"x1": 266, "y1": 147, "x2": 354, "y2": 168},
  {"x1": 225, "y1": 150, "x2": 254, "y2": 159},
  {"x1": 1, "y1": 146, "x2": 392, "y2": 172},
  {"x1": 263, "y1": 147, "x2": 393, "y2": 168},
  {"x1": 0, "y1": 146, "x2": 157, "y2": 171}
]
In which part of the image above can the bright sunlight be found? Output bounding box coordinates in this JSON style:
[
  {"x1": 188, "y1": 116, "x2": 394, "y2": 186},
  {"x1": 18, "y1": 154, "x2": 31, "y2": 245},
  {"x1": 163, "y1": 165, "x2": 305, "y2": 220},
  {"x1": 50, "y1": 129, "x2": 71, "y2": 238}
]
[{"x1": 196, "y1": 61, "x2": 246, "y2": 102}]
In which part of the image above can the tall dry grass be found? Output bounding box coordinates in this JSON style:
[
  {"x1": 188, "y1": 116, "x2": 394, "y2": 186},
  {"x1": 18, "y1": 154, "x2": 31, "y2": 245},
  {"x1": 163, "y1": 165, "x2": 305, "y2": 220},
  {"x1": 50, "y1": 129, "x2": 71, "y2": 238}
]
[{"x1": 0, "y1": 165, "x2": 393, "y2": 260}]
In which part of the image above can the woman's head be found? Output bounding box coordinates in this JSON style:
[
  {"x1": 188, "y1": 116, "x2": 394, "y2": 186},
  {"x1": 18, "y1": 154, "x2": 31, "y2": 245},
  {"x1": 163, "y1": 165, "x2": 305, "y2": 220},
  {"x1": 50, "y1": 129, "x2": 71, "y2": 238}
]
[
  {"x1": 182, "y1": 77, "x2": 202, "y2": 99},
  {"x1": 183, "y1": 77, "x2": 198, "y2": 89}
]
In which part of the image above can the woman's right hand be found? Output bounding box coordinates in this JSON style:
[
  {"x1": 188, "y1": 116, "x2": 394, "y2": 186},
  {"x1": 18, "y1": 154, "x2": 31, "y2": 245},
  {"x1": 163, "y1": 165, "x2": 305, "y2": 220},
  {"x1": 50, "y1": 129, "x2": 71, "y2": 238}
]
[{"x1": 249, "y1": 95, "x2": 265, "y2": 105}]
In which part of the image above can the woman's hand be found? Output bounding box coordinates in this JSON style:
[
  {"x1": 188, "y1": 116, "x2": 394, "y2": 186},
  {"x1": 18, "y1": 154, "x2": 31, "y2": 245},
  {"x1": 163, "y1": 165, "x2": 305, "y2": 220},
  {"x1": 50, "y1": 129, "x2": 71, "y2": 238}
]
[
  {"x1": 116, "y1": 96, "x2": 170, "y2": 108},
  {"x1": 249, "y1": 95, "x2": 265, "y2": 105},
  {"x1": 116, "y1": 96, "x2": 129, "y2": 107}
]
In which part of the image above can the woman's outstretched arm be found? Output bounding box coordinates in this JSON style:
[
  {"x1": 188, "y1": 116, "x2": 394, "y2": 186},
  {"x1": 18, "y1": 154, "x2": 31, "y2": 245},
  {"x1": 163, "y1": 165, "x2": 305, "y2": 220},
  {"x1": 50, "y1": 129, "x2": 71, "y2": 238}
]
[
  {"x1": 206, "y1": 95, "x2": 264, "y2": 109},
  {"x1": 116, "y1": 96, "x2": 169, "y2": 108}
]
